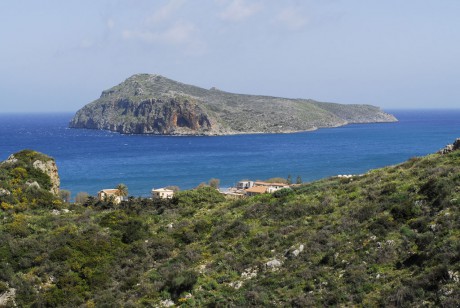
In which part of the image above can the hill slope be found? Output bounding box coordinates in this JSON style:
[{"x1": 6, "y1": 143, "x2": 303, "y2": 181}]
[
  {"x1": 69, "y1": 74, "x2": 397, "y2": 135},
  {"x1": 1, "y1": 140, "x2": 459, "y2": 306}
]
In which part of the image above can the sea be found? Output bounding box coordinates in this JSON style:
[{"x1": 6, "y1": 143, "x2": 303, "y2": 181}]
[{"x1": 0, "y1": 110, "x2": 459, "y2": 198}]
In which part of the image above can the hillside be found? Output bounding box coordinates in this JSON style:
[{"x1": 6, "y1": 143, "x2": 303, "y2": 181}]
[
  {"x1": 1, "y1": 140, "x2": 460, "y2": 306},
  {"x1": 0, "y1": 150, "x2": 60, "y2": 205},
  {"x1": 69, "y1": 74, "x2": 397, "y2": 135}
]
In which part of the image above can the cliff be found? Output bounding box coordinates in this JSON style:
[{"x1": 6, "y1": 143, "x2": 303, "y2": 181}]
[{"x1": 69, "y1": 74, "x2": 397, "y2": 135}]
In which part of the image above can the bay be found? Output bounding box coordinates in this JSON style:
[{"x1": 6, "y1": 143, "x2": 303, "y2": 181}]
[{"x1": 0, "y1": 110, "x2": 459, "y2": 197}]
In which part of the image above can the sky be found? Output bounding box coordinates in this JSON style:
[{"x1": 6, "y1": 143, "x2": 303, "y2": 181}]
[{"x1": 1, "y1": 0, "x2": 459, "y2": 112}]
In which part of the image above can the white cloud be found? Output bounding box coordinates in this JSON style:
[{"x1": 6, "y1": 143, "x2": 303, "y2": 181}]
[
  {"x1": 147, "y1": 0, "x2": 185, "y2": 24},
  {"x1": 122, "y1": 22, "x2": 195, "y2": 45},
  {"x1": 276, "y1": 7, "x2": 308, "y2": 31},
  {"x1": 219, "y1": 0, "x2": 262, "y2": 21}
]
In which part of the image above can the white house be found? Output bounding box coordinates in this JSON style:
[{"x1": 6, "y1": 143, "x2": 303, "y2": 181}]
[
  {"x1": 236, "y1": 180, "x2": 255, "y2": 190},
  {"x1": 152, "y1": 188, "x2": 175, "y2": 199}
]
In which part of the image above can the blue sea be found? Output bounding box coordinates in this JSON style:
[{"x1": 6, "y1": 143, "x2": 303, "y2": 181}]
[{"x1": 0, "y1": 110, "x2": 459, "y2": 197}]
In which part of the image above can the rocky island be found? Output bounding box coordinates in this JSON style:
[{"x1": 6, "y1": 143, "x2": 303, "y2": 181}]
[{"x1": 69, "y1": 74, "x2": 397, "y2": 135}]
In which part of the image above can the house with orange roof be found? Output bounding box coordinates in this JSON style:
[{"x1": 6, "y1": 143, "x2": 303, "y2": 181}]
[
  {"x1": 98, "y1": 189, "x2": 123, "y2": 204},
  {"x1": 245, "y1": 185, "x2": 268, "y2": 196}
]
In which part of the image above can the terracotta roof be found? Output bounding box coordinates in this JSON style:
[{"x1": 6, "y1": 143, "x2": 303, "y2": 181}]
[
  {"x1": 245, "y1": 186, "x2": 268, "y2": 194},
  {"x1": 99, "y1": 189, "x2": 118, "y2": 194}
]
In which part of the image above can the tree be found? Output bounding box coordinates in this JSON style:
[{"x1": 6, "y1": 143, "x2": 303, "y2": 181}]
[
  {"x1": 75, "y1": 192, "x2": 89, "y2": 204},
  {"x1": 287, "y1": 175, "x2": 292, "y2": 185},
  {"x1": 84, "y1": 195, "x2": 96, "y2": 207},
  {"x1": 296, "y1": 175, "x2": 302, "y2": 184},
  {"x1": 116, "y1": 183, "x2": 128, "y2": 198},
  {"x1": 196, "y1": 182, "x2": 208, "y2": 189},
  {"x1": 208, "y1": 178, "x2": 220, "y2": 189},
  {"x1": 59, "y1": 190, "x2": 71, "y2": 203}
]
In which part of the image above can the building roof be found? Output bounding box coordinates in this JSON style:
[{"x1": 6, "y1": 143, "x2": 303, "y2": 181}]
[
  {"x1": 99, "y1": 189, "x2": 119, "y2": 194},
  {"x1": 245, "y1": 186, "x2": 268, "y2": 194},
  {"x1": 152, "y1": 188, "x2": 174, "y2": 193},
  {"x1": 254, "y1": 181, "x2": 289, "y2": 187}
]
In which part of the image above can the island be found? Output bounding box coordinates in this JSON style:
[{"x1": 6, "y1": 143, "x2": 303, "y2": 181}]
[{"x1": 69, "y1": 74, "x2": 397, "y2": 135}]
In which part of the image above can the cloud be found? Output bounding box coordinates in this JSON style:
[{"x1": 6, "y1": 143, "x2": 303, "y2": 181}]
[
  {"x1": 122, "y1": 21, "x2": 196, "y2": 45},
  {"x1": 275, "y1": 7, "x2": 308, "y2": 30},
  {"x1": 147, "y1": 0, "x2": 185, "y2": 24},
  {"x1": 219, "y1": 0, "x2": 262, "y2": 21}
]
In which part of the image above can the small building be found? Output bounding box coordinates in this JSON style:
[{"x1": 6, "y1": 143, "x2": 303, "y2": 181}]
[
  {"x1": 245, "y1": 186, "x2": 268, "y2": 196},
  {"x1": 254, "y1": 181, "x2": 290, "y2": 189},
  {"x1": 266, "y1": 186, "x2": 290, "y2": 194},
  {"x1": 152, "y1": 188, "x2": 175, "y2": 199},
  {"x1": 98, "y1": 189, "x2": 122, "y2": 204},
  {"x1": 236, "y1": 180, "x2": 255, "y2": 190}
]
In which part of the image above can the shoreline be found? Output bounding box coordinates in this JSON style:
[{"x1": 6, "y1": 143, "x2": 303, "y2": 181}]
[{"x1": 68, "y1": 118, "x2": 398, "y2": 137}]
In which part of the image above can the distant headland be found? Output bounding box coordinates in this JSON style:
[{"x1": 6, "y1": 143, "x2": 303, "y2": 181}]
[{"x1": 69, "y1": 74, "x2": 397, "y2": 135}]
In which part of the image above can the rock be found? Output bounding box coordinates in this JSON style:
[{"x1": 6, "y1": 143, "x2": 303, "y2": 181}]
[
  {"x1": 0, "y1": 189, "x2": 11, "y2": 196},
  {"x1": 1, "y1": 154, "x2": 18, "y2": 165},
  {"x1": 159, "y1": 299, "x2": 175, "y2": 307},
  {"x1": 69, "y1": 74, "x2": 397, "y2": 136},
  {"x1": 25, "y1": 180, "x2": 41, "y2": 189},
  {"x1": 265, "y1": 259, "x2": 282, "y2": 271},
  {"x1": 0, "y1": 151, "x2": 60, "y2": 196},
  {"x1": 285, "y1": 244, "x2": 305, "y2": 258},
  {"x1": 0, "y1": 287, "x2": 16, "y2": 307},
  {"x1": 438, "y1": 138, "x2": 460, "y2": 154},
  {"x1": 229, "y1": 280, "x2": 243, "y2": 289},
  {"x1": 33, "y1": 159, "x2": 60, "y2": 195}
]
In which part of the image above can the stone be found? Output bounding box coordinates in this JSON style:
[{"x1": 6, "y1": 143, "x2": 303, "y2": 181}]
[
  {"x1": 1, "y1": 154, "x2": 18, "y2": 165},
  {"x1": 265, "y1": 259, "x2": 282, "y2": 271},
  {"x1": 159, "y1": 299, "x2": 175, "y2": 307},
  {"x1": 438, "y1": 138, "x2": 460, "y2": 154},
  {"x1": 33, "y1": 159, "x2": 60, "y2": 195},
  {"x1": 0, "y1": 189, "x2": 11, "y2": 196},
  {"x1": 26, "y1": 180, "x2": 41, "y2": 189},
  {"x1": 0, "y1": 287, "x2": 16, "y2": 307}
]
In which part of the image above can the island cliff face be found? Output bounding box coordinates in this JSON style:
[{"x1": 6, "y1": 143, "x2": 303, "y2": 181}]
[{"x1": 69, "y1": 74, "x2": 397, "y2": 135}]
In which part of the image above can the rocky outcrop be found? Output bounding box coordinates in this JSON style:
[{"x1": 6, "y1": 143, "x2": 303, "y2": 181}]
[
  {"x1": 71, "y1": 97, "x2": 225, "y2": 135},
  {"x1": 0, "y1": 151, "x2": 60, "y2": 196},
  {"x1": 438, "y1": 138, "x2": 460, "y2": 154},
  {"x1": 0, "y1": 287, "x2": 16, "y2": 307},
  {"x1": 70, "y1": 74, "x2": 398, "y2": 135},
  {"x1": 33, "y1": 158, "x2": 60, "y2": 195}
]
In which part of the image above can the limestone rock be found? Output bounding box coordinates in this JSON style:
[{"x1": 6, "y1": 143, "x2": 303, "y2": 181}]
[
  {"x1": 25, "y1": 180, "x2": 41, "y2": 189},
  {"x1": 0, "y1": 189, "x2": 11, "y2": 196},
  {"x1": 438, "y1": 138, "x2": 460, "y2": 154},
  {"x1": 265, "y1": 259, "x2": 282, "y2": 271},
  {"x1": 33, "y1": 159, "x2": 60, "y2": 195},
  {"x1": 0, "y1": 287, "x2": 16, "y2": 307}
]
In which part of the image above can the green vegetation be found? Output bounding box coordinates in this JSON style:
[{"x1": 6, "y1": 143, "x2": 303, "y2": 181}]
[
  {"x1": 0, "y1": 150, "x2": 59, "y2": 210},
  {"x1": 1, "y1": 149, "x2": 460, "y2": 306}
]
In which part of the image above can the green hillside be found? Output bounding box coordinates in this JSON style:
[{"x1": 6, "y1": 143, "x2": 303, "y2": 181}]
[{"x1": 1, "y1": 145, "x2": 459, "y2": 306}]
